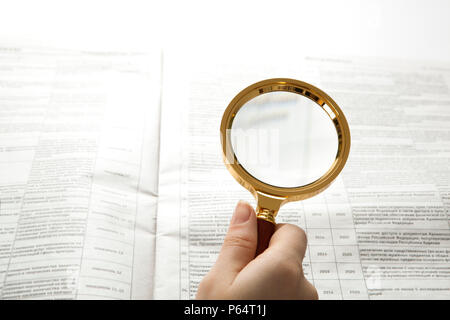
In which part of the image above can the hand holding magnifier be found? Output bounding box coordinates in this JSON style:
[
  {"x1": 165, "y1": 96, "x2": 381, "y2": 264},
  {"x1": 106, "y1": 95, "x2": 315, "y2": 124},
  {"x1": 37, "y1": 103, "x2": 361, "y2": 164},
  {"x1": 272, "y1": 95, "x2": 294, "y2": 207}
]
[{"x1": 220, "y1": 78, "x2": 351, "y2": 256}]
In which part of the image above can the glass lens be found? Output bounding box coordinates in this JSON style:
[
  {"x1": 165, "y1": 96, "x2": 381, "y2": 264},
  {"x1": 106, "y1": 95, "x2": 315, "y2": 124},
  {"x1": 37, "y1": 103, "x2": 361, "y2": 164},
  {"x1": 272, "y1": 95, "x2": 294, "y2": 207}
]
[{"x1": 230, "y1": 91, "x2": 338, "y2": 188}]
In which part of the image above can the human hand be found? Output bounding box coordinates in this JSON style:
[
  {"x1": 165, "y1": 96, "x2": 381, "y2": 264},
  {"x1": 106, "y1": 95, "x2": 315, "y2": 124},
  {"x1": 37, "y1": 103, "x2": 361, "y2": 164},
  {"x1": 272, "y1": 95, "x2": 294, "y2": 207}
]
[{"x1": 196, "y1": 201, "x2": 318, "y2": 300}]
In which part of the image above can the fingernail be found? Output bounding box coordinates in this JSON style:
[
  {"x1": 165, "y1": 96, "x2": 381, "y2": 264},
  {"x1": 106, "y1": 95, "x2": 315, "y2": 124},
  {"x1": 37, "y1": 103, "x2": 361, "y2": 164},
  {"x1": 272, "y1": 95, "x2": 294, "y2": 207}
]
[{"x1": 231, "y1": 201, "x2": 252, "y2": 225}]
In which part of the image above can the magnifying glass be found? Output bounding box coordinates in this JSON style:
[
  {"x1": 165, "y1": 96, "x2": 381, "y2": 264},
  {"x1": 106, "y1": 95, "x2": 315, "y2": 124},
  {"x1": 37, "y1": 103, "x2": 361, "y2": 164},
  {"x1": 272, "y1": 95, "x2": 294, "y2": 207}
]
[{"x1": 220, "y1": 78, "x2": 351, "y2": 256}]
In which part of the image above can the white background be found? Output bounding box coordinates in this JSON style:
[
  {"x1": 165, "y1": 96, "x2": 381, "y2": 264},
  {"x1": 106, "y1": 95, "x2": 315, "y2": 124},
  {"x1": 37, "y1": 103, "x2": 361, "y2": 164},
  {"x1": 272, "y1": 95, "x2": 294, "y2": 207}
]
[{"x1": 0, "y1": 0, "x2": 449, "y2": 61}]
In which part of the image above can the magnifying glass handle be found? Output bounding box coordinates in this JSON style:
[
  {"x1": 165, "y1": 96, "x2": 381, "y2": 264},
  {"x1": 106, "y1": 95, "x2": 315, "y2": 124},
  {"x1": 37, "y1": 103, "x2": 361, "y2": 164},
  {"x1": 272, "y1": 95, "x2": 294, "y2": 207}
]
[{"x1": 255, "y1": 218, "x2": 275, "y2": 256}]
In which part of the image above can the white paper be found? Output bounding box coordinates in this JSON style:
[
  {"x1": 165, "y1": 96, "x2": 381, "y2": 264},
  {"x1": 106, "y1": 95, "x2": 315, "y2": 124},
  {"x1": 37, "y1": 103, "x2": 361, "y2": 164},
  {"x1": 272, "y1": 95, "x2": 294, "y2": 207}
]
[
  {"x1": 155, "y1": 50, "x2": 450, "y2": 299},
  {"x1": 0, "y1": 47, "x2": 161, "y2": 299},
  {"x1": 1, "y1": 46, "x2": 449, "y2": 300}
]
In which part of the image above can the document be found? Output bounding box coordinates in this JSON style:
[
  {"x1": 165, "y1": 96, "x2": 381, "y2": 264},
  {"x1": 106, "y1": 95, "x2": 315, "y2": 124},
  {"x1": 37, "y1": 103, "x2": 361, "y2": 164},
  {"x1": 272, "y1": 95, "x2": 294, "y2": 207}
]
[
  {"x1": 0, "y1": 47, "x2": 161, "y2": 299},
  {"x1": 1, "y1": 46, "x2": 449, "y2": 299},
  {"x1": 155, "y1": 51, "x2": 450, "y2": 299}
]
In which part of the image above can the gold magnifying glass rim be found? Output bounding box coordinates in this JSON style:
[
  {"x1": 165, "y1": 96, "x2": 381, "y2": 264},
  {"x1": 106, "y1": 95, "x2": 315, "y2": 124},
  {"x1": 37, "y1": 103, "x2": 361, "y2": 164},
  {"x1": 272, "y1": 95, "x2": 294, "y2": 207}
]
[{"x1": 220, "y1": 78, "x2": 351, "y2": 203}]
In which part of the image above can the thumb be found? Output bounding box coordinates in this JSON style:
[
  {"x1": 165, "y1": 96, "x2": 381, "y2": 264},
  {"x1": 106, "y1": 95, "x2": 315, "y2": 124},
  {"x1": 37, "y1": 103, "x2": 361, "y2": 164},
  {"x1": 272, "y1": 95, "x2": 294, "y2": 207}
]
[{"x1": 212, "y1": 201, "x2": 257, "y2": 283}]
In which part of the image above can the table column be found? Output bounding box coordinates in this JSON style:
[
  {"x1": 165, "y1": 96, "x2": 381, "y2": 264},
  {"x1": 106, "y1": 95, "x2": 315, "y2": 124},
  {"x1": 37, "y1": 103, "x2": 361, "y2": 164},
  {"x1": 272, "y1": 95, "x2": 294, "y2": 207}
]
[
  {"x1": 327, "y1": 179, "x2": 369, "y2": 300},
  {"x1": 304, "y1": 196, "x2": 342, "y2": 299}
]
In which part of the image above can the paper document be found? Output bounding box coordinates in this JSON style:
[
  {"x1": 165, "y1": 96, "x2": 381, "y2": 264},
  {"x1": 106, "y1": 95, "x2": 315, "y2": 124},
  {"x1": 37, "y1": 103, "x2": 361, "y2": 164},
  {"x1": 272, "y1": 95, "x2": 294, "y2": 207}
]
[
  {"x1": 0, "y1": 47, "x2": 161, "y2": 299},
  {"x1": 1, "y1": 47, "x2": 449, "y2": 299},
  {"x1": 155, "y1": 51, "x2": 450, "y2": 299}
]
